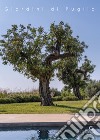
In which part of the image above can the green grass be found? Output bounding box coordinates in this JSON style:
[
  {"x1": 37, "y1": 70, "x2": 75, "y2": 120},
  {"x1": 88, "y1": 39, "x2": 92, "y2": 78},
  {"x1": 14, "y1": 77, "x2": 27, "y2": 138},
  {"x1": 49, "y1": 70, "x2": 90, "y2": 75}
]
[{"x1": 0, "y1": 100, "x2": 98, "y2": 114}]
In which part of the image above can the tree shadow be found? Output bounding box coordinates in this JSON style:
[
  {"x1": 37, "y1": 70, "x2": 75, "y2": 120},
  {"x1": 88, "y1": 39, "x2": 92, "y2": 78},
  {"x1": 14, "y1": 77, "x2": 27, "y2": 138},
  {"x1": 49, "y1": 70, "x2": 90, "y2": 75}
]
[{"x1": 55, "y1": 104, "x2": 82, "y2": 111}]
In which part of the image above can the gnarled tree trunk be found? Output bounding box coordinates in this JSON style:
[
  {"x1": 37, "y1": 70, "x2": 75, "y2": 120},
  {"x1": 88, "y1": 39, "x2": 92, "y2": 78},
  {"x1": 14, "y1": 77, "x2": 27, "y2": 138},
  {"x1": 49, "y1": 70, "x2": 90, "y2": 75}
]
[
  {"x1": 73, "y1": 85, "x2": 83, "y2": 100},
  {"x1": 39, "y1": 77, "x2": 53, "y2": 106},
  {"x1": 38, "y1": 51, "x2": 75, "y2": 106}
]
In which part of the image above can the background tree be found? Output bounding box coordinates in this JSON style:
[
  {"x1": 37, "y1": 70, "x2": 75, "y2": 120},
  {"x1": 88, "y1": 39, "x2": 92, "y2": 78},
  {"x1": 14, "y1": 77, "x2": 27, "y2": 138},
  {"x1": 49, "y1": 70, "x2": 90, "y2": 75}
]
[
  {"x1": 50, "y1": 88, "x2": 61, "y2": 97},
  {"x1": 57, "y1": 56, "x2": 95, "y2": 99},
  {"x1": 0, "y1": 22, "x2": 89, "y2": 105},
  {"x1": 85, "y1": 80, "x2": 100, "y2": 98}
]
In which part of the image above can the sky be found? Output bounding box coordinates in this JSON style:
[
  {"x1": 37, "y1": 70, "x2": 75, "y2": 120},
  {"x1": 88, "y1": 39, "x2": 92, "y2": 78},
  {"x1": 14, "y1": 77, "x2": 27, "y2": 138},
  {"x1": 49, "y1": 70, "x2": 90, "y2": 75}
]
[{"x1": 0, "y1": 0, "x2": 100, "y2": 92}]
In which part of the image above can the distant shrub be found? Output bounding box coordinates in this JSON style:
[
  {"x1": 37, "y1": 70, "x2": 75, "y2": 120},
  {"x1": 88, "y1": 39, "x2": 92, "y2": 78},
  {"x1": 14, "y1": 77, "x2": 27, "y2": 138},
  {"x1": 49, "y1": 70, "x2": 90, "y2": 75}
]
[
  {"x1": 61, "y1": 89, "x2": 73, "y2": 97},
  {"x1": 0, "y1": 92, "x2": 41, "y2": 104},
  {"x1": 29, "y1": 95, "x2": 41, "y2": 102},
  {"x1": 0, "y1": 93, "x2": 7, "y2": 98},
  {"x1": 62, "y1": 96, "x2": 79, "y2": 101},
  {"x1": 52, "y1": 96, "x2": 63, "y2": 101},
  {"x1": 11, "y1": 94, "x2": 41, "y2": 103},
  {"x1": 50, "y1": 88, "x2": 61, "y2": 97},
  {"x1": 0, "y1": 98, "x2": 16, "y2": 104},
  {"x1": 52, "y1": 95, "x2": 78, "y2": 101}
]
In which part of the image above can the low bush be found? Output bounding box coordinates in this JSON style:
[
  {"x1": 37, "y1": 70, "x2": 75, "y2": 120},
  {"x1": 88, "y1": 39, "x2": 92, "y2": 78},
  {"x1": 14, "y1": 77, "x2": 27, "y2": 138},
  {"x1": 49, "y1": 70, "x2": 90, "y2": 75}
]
[
  {"x1": 52, "y1": 96, "x2": 63, "y2": 101},
  {"x1": 52, "y1": 95, "x2": 79, "y2": 101},
  {"x1": 62, "y1": 96, "x2": 79, "y2": 101},
  {"x1": 0, "y1": 93, "x2": 41, "y2": 104},
  {"x1": 0, "y1": 98, "x2": 16, "y2": 104}
]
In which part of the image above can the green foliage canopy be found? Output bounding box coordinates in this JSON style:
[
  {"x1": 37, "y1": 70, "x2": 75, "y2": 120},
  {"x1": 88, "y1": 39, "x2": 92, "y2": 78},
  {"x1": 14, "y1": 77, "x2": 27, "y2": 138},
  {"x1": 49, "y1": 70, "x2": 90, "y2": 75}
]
[{"x1": 0, "y1": 22, "x2": 92, "y2": 83}]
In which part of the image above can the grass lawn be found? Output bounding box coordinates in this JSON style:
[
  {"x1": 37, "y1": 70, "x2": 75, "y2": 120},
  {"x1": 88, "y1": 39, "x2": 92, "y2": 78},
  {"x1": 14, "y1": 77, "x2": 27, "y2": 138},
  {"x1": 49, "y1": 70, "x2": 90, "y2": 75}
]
[{"x1": 0, "y1": 100, "x2": 98, "y2": 114}]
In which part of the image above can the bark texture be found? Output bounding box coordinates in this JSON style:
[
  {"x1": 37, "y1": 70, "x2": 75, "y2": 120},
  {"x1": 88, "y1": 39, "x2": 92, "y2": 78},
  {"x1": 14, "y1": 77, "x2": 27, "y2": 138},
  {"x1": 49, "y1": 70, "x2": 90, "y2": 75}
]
[
  {"x1": 39, "y1": 77, "x2": 53, "y2": 106},
  {"x1": 73, "y1": 86, "x2": 83, "y2": 100}
]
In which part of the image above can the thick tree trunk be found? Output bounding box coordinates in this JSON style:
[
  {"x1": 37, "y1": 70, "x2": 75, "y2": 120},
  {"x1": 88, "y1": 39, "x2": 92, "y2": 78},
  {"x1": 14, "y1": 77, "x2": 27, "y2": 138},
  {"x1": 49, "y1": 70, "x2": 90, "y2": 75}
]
[
  {"x1": 73, "y1": 85, "x2": 83, "y2": 100},
  {"x1": 39, "y1": 77, "x2": 54, "y2": 106}
]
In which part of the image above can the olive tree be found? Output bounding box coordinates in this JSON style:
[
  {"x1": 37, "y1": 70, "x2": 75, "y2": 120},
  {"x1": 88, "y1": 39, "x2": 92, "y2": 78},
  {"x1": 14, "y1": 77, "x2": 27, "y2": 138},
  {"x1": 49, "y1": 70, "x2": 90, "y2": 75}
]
[
  {"x1": 57, "y1": 56, "x2": 95, "y2": 99},
  {"x1": 85, "y1": 80, "x2": 100, "y2": 98},
  {"x1": 0, "y1": 22, "x2": 88, "y2": 105}
]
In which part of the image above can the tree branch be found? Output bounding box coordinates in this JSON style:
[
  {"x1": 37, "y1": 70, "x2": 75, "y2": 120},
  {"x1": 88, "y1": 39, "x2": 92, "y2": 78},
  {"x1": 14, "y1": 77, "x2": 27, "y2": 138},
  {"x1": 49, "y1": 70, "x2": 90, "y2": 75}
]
[
  {"x1": 75, "y1": 69, "x2": 87, "y2": 79},
  {"x1": 45, "y1": 52, "x2": 75, "y2": 65}
]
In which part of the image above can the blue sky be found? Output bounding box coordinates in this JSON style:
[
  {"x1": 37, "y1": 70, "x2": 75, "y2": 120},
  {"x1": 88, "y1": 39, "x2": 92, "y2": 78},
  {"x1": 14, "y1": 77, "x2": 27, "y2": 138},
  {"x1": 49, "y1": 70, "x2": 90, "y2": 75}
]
[{"x1": 0, "y1": 0, "x2": 100, "y2": 91}]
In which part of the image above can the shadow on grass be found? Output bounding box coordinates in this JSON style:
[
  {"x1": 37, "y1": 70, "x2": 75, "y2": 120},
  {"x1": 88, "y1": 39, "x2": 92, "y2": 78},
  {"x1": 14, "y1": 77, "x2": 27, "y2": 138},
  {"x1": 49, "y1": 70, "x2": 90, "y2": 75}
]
[
  {"x1": 55, "y1": 104, "x2": 82, "y2": 111},
  {"x1": 0, "y1": 110, "x2": 7, "y2": 113}
]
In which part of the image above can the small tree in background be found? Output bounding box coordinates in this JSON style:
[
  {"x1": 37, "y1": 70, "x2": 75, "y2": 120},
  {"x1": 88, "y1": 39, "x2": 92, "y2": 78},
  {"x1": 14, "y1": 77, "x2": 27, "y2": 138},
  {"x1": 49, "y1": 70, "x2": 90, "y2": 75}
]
[
  {"x1": 0, "y1": 21, "x2": 91, "y2": 105},
  {"x1": 85, "y1": 80, "x2": 100, "y2": 98},
  {"x1": 57, "y1": 56, "x2": 95, "y2": 99}
]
